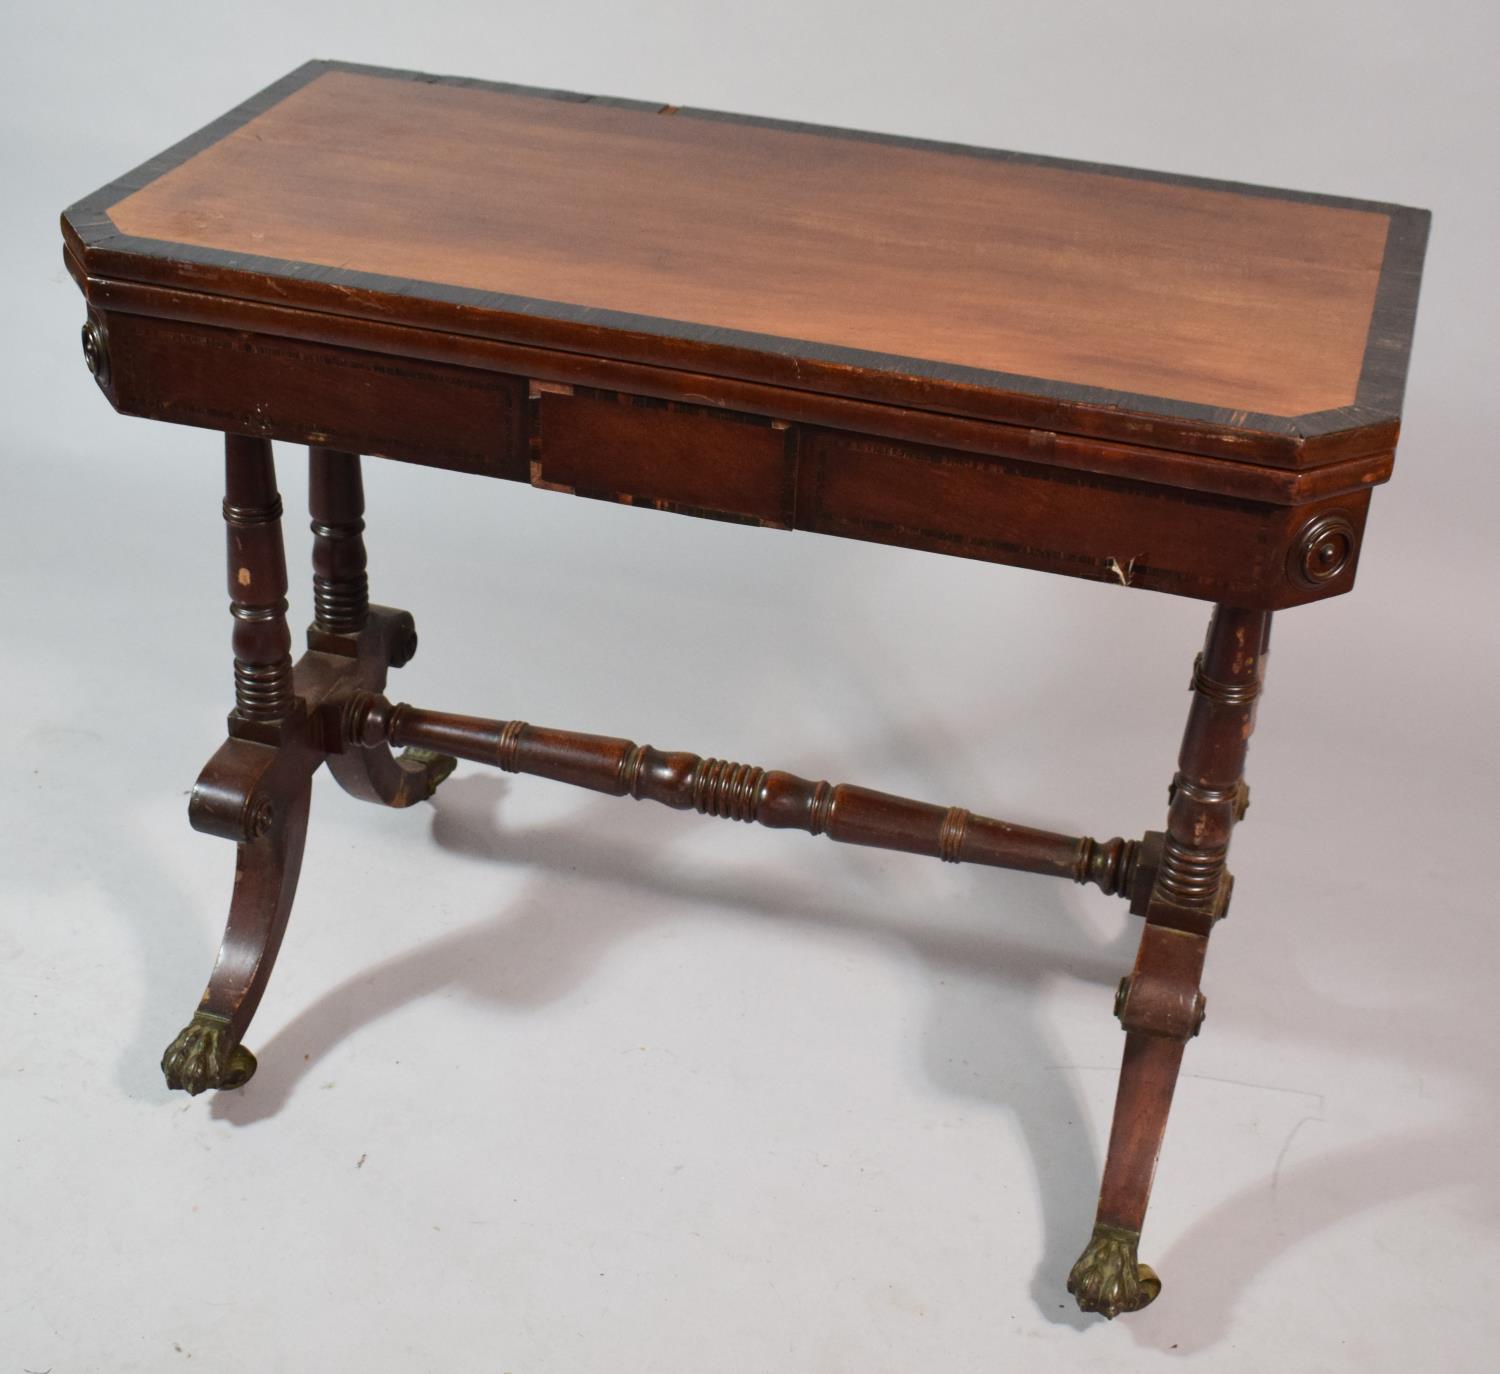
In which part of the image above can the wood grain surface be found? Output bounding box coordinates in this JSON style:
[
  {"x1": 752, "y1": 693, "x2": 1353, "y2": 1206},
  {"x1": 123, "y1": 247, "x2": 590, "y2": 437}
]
[{"x1": 100, "y1": 67, "x2": 1403, "y2": 424}]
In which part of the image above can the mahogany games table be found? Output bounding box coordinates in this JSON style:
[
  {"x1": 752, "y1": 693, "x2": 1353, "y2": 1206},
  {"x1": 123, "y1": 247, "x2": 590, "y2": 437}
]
[{"x1": 61, "y1": 61, "x2": 1429, "y2": 1319}]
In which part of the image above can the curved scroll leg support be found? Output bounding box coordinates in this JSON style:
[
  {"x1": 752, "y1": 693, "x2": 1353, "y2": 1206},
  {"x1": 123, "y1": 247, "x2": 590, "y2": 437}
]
[
  {"x1": 326, "y1": 736, "x2": 457, "y2": 809},
  {"x1": 317, "y1": 607, "x2": 459, "y2": 809},
  {"x1": 162, "y1": 762, "x2": 312, "y2": 1095},
  {"x1": 306, "y1": 450, "x2": 459, "y2": 809}
]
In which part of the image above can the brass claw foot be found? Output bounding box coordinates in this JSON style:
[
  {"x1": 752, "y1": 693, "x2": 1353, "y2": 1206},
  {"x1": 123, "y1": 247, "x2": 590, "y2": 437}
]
[
  {"x1": 1067, "y1": 1224, "x2": 1162, "y2": 1319},
  {"x1": 161, "y1": 1012, "x2": 259, "y2": 1095}
]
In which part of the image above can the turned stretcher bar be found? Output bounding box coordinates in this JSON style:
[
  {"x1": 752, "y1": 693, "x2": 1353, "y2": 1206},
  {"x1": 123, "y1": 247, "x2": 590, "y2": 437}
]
[{"x1": 347, "y1": 695, "x2": 1143, "y2": 899}]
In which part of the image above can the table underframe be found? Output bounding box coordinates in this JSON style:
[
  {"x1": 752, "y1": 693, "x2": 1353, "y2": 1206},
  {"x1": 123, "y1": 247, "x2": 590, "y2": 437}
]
[{"x1": 160, "y1": 433, "x2": 1269, "y2": 1321}]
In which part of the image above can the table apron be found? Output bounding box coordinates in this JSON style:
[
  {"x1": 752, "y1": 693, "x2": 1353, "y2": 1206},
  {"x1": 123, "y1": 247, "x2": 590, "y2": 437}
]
[{"x1": 80, "y1": 300, "x2": 1376, "y2": 609}]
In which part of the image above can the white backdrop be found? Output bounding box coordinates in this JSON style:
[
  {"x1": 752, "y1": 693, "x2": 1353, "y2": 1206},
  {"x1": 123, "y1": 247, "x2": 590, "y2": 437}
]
[{"x1": 2, "y1": 2, "x2": 1496, "y2": 1370}]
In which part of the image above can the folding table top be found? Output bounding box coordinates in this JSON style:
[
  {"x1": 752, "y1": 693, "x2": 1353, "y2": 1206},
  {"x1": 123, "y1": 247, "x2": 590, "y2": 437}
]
[{"x1": 62, "y1": 60, "x2": 1428, "y2": 469}]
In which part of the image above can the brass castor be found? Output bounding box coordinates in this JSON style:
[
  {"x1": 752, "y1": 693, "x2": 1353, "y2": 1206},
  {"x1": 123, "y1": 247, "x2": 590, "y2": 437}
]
[
  {"x1": 161, "y1": 1012, "x2": 258, "y2": 1095},
  {"x1": 400, "y1": 746, "x2": 459, "y2": 797},
  {"x1": 1067, "y1": 1224, "x2": 1162, "y2": 1319}
]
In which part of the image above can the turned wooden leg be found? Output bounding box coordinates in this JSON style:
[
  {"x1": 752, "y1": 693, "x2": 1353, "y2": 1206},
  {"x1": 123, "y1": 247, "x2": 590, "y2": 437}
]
[
  {"x1": 1069, "y1": 604, "x2": 1270, "y2": 1317},
  {"x1": 308, "y1": 447, "x2": 456, "y2": 807},
  {"x1": 162, "y1": 435, "x2": 316, "y2": 1095}
]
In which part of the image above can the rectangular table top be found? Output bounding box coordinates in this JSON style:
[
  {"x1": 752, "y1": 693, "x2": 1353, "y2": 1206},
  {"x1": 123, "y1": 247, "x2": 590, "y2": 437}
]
[{"x1": 63, "y1": 60, "x2": 1428, "y2": 469}]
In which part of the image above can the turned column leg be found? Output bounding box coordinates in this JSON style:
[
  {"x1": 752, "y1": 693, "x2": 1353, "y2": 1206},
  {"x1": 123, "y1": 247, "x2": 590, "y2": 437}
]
[
  {"x1": 1068, "y1": 604, "x2": 1271, "y2": 1317},
  {"x1": 309, "y1": 445, "x2": 371, "y2": 635},
  {"x1": 161, "y1": 435, "x2": 315, "y2": 1095},
  {"x1": 224, "y1": 435, "x2": 297, "y2": 723},
  {"x1": 308, "y1": 447, "x2": 456, "y2": 806}
]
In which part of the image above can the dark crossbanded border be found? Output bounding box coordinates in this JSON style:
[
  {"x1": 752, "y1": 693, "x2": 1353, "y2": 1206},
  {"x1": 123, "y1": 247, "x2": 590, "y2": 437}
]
[{"x1": 62, "y1": 60, "x2": 1430, "y2": 467}]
